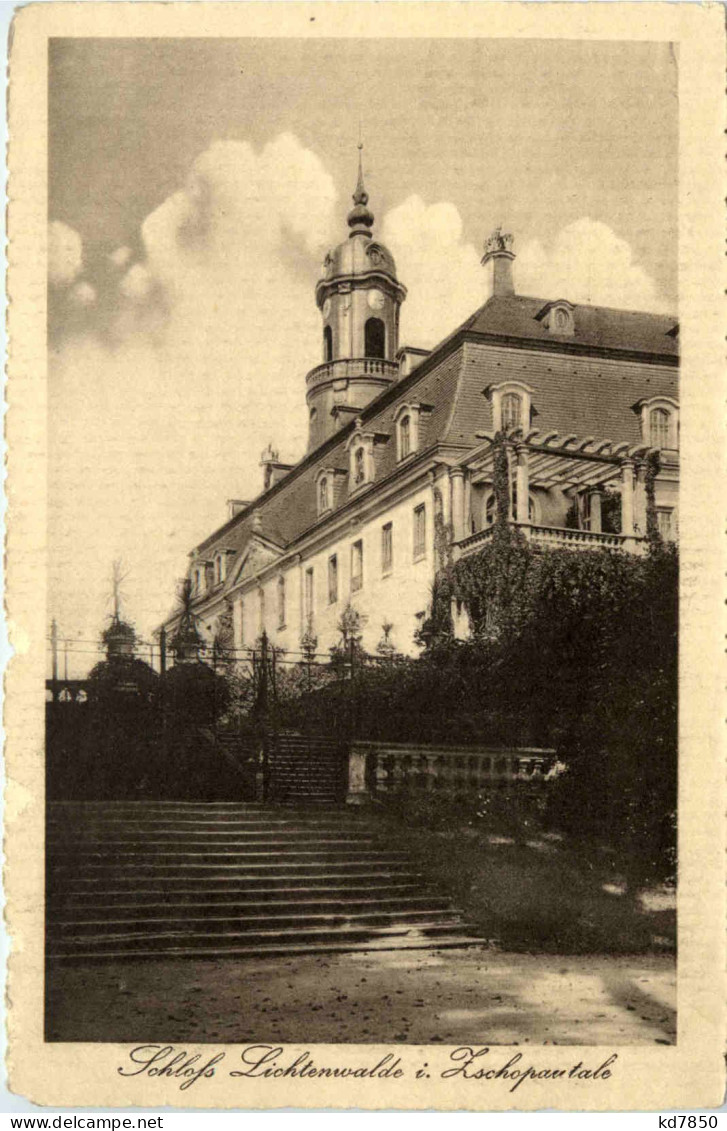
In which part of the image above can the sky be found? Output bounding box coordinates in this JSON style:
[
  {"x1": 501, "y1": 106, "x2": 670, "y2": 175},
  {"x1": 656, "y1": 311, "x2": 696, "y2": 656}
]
[{"x1": 47, "y1": 37, "x2": 678, "y2": 671}]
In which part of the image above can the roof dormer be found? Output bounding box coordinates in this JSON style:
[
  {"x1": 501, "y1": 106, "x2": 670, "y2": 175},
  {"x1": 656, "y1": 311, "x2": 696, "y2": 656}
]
[{"x1": 535, "y1": 300, "x2": 576, "y2": 337}]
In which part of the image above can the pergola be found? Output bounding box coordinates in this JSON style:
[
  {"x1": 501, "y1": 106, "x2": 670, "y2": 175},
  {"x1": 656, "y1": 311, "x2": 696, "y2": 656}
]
[{"x1": 450, "y1": 428, "x2": 657, "y2": 554}]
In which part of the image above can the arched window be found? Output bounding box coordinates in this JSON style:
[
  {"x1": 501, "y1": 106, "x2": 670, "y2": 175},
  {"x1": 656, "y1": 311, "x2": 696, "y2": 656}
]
[
  {"x1": 400, "y1": 415, "x2": 411, "y2": 458},
  {"x1": 365, "y1": 317, "x2": 385, "y2": 359},
  {"x1": 319, "y1": 476, "x2": 329, "y2": 513},
  {"x1": 501, "y1": 392, "x2": 522, "y2": 430},
  {"x1": 354, "y1": 447, "x2": 365, "y2": 485},
  {"x1": 323, "y1": 325, "x2": 333, "y2": 362},
  {"x1": 650, "y1": 407, "x2": 670, "y2": 448}
]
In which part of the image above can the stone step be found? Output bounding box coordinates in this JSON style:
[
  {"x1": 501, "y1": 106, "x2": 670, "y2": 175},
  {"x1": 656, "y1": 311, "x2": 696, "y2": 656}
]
[
  {"x1": 48, "y1": 918, "x2": 481, "y2": 955},
  {"x1": 48, "y1": 935, "x2": 487, "y2": 963},
  {"x1": 50, "y1": 880, "x2": 427, "y2": 903},
  {"x1": 53, "y1": 907, "x2": 459, "y2": 935},
  {"x1": 48, "y1": 870, "x2": 425, "y2": 892},
  {"x1": 51, "y1": 894, "x2": 453, "y2": 916},
  {"x1": 50, "y1": 848, "x2": 405, "y2": 866},
  {"x1": 51, "y1": 835, "x2": 379, "y2": 850}
]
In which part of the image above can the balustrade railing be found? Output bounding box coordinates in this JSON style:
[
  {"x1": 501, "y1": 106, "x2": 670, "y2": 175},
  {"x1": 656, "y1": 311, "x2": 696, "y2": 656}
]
[
  {"x1": 455, "y1": 522, "x2": 642, "y2": 557},
  {"x1": 346, "y1": 741, "x2": 556, "y2": 804},
  {"x1": 306, "y1": 358, "x2": 399, "y2": 385}
]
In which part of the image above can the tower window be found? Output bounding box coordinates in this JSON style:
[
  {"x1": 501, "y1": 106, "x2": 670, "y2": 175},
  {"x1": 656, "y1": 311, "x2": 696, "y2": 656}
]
[
  {"x1": 365, "y1": 317, "x2": 385, "y2": 359},
  {"x1": 323, "y1": 325, "x2": 333, "y2": 363}
]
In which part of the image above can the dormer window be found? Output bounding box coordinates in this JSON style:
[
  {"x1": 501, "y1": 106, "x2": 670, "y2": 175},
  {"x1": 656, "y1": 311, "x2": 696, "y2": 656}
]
[
  {"x1": 400, "y1": 415, "x2": 411, "y2": 458},
  {"x1": 501, "y1": 393, "x2": 522, "y2": 431},
  {"x1": 487, "y1": 381, "x2": 535, "y2": 434},
  {"x1": 650, "y1": 408, "x2": 670, "y2": 448},
  {"x1": 635, "y1": 396, "x2": 679, "y2": 450},
  {"x1": 393, "y1": 402, "x2": 429, "y2": 462},
  {"x1": 535, "y1": 300, "x2": 576, "y2": 336},
  {"x1": 315, "y1": 466, "x2": 345, "y2": 516},
  {"x1": 345, "y1": 423, "x2": 386, "y2": 490}
]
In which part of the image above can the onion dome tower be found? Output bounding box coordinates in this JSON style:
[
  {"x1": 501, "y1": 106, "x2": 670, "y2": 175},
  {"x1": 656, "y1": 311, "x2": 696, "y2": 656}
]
[{"x1": 306, "y1": 147, "x2": 407, "y2": 451}]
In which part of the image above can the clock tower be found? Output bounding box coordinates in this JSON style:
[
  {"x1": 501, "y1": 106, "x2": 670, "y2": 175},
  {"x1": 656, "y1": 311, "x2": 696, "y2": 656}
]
[{"x1": 305, "y1": 148, "x2": 407, "y2": 451}]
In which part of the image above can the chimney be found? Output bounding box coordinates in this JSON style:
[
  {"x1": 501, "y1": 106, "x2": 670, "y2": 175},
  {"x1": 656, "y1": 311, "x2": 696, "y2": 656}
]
[
  {"x1": 260, "y1": 443, "x2": 294, "y2": 491},
  {"x1": 481, "y1": 226, "x2": 515, "y2": 297},
  {"x1": 227, "y1": 499, "x2": 250, "y2": 520}
]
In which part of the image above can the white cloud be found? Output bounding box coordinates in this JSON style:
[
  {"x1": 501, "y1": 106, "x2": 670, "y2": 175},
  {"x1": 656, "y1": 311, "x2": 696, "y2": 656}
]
[
  {"x1": 119, "y1": 263, "x2": 153, "y2": 301},
  {"x1": 71, "y1": 280, "x2": 96, "y2": 306},
  {"x1": 49, "y1": 134, "x2": 339, "y2": 654},
  {"x1": 516, "y1": 218, "x2": 668, "y2": 312},
  {"x1": 49, "y1": 220, "x2": 83, "y2": 287},
  {"x1": 109, "y1": 246, "x2": 133, "y2": 269},
  {"x1": 381, "y1": 195, "x2": 485, "y2": 348}
]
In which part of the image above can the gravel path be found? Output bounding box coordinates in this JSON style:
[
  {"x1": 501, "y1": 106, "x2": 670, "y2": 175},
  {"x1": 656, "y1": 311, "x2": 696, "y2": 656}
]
[{"x1": 46, "y1": 948, "x2": 676, "y2": 1045}]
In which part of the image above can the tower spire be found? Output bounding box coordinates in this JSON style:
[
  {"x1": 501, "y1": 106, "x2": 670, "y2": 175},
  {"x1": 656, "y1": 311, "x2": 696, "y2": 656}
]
[{"x1": 347, "y1": 142, "x2": 374, "y2": 234}]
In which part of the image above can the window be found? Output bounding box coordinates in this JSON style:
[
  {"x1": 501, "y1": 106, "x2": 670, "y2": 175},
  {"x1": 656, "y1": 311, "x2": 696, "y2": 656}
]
[
  {"x1": 354, "y1": 446, "x2": 365, "y2": 485},
  {"x1": 259, "y1": 587, "x2": 266, "y2": 634},
  {"x1": 657, "y1": 507, "x2": 675, "y2": 541},
  {"x1": 487, "y1": 381, "x2": 534, "y2": 434},
  {"x1": 214, "y1": 557, "x2": 222, "y2": 585},
  {"x1": 277, "y1": 575, "x2": 286, "y2": 628},
  {"x1": 381, "y1": 523, "x2": 393, "y2": 576},
  {"x1": 351, "y1": 540, "x2": 363, "y2": 592},
  {"x1": 650, "y1": 407, "x2": 671, "y2": 449},
  {"x1": 365, "y1": 317, "x2": 385, "y2": 359},
  {"x1": 328, "y1": 555, "x2": 338, "y2": 605},
  {"x1": 399, "y1": 415, "x2": 410, "y2": 459},
  {"x1": 304, "y1": 568, "x2": 314, "y2": 620},
  {"x1": 319, "y1": 476, "x2": 330, "y2": 513},
  {"x1": 394, "y1": 402, "x2": 426, "y2": 461},
  {"x1": 323, "y1": 325, "x2": 333, "y2": 362},
  {"x1": 413, "y1": 504, "x2": 426, "y2": 561},
  {"x1": 501, "y1": 392, "x2": 522, "y2": 430},
  {"x1": 637, "y1": 397, "x2": 679, "y2": 450},
  {"x1": 239, "y1": 600, "x2": 245, "y2": 647}
]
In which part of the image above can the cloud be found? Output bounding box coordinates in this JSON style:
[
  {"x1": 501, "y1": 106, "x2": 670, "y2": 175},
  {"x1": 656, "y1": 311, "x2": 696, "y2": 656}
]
[
  {"x1": 48, "y1": 134, "x2": 339, "y2": 656},
  {"x1": 119, "y1": 263, "x2": 153, "y2": 301},
  {"x1": 48, "y1": 220, "x2": 83, "y2": 286},
  {"x1": 381, "y1": 195, "x2": 485, "y2": 348},
  {"x1": 109, "y1": 246, "x2": 133, "y2": 269},
  {"x1": 71, "y1": 280, "x2": 96, "y2": 306},
  {"x1": 516, "y1": 218, "x2": 669, "y2": 312}
]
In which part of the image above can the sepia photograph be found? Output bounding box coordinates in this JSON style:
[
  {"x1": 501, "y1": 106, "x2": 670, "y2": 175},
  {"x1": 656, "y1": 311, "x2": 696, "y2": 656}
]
[
  {"x1": 43, "y1": 33, "x2": 679, "y2": 1049},
  {"x1": 5, "y1": 1, "x2": 725, "y2": 1111}
]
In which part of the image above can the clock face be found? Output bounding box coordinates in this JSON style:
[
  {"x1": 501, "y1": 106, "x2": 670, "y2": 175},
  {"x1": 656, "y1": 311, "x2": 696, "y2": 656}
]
[
  {"x1": 322, "y1": 299, "x2": 331, "y2": 319},
  {"x1": 368, "y1": 289, "x2": 386, "y2": 312}
]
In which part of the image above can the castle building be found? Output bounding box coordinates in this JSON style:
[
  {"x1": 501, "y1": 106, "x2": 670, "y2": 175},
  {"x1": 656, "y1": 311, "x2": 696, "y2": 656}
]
[{"x1": 164, "y1": 161, "x2": 679, "y2": 659}]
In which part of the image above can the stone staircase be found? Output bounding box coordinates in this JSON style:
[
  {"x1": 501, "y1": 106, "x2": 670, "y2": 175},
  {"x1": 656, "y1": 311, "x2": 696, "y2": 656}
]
[
  {"x1": 266, "y1": 732, "x2": 346, "y2": 805},
  {"x1": 46, "y1": 801, "x2": 485, "y2": 961}
]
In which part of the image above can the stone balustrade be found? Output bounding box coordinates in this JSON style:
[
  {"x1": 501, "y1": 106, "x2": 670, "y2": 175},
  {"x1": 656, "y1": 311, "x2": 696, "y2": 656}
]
[
  {"x1": 346, "y1": 741, "x2": 556, "y2": 805},
  {"x1": 455, "y1": 522, "x2": 643, "y2": 558},
  {"x1": 306, "y1": 357, "x2": 399, "y2": 386}
]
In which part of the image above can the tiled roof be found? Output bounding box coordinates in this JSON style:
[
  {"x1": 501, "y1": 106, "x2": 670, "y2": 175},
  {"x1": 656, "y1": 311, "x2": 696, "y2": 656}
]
[
  {"x1": 188, "y1": 293, "x2": 678, "y2": 594},
  {"x1": 461, "y1": 294, "x2": 678, "y2": 358}
]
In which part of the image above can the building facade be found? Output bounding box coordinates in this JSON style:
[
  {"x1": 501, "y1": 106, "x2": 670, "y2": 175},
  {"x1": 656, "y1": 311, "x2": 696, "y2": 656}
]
[{"x1": 162, "y1": 167, "x2": 679, "y2": 660}]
